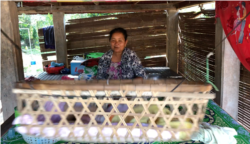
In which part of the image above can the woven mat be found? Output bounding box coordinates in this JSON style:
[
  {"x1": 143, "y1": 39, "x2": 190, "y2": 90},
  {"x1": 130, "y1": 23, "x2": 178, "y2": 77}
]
[{"x1": 1, "y1": 100, "x2": 250, "y2": 144}]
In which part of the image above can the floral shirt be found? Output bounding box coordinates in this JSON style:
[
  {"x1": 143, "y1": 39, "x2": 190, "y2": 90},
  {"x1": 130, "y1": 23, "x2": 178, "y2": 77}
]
[
  {"x1": 97, "y1": 48, "x2": 147, "y2": 80},
  {"x1": 108, "y1": 62, "x2": 122, "y2": 80}
]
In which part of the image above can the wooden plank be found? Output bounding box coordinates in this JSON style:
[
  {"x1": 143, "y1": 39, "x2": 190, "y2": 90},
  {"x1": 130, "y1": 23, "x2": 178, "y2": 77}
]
[
  {"x1": 17, "y1": 3, "x2": 176, "y2": 14},
  {"x1": 143, "y1": 61, "x2": 166, "y2": 67},
  {"x1": 38, "y1": 18, "x2": 164, "y2": 36},
  {"x1": 39, "y1": 38, "x2": 44, "y2": 43},
  {"x1": 10, "y1": 1, "x2": 24, "y2": 81},
  {"x1": 66, "y1": 18, "x2": 166, "y2": 33},
  {"x1": 14, "y1": 81, "x2": 213, "y2": 92},
  {"x1": 176, "y1": 1, "x2": 213, "y2": 10},
  {"x1": 69, "y1": 44, "x2": 166, "y2": 54},
  {"x1": 40, "y1": 47, "x2": 55, "y2": 52},
  {"x1": 67, "y1": 39, "x2": 166, "y2": 53},
  {"x1": 169, "y1": 0, "x2": 186, "y2": 4},
  {"x1": 66, "y1": 26, "x2": 166, "y2": 41},
  {"x1": 41, "y1": 52, "x2": 56, "y2": 60},
  {"x1": 53, "y1": 12, "x2": 68, "y2": 67},
  {"x1": 68, "y1": 13, "x2": 165, "y2": 24},
  {"x1": 214, "y1": 18, "x2": 223, "y2": 106},
  {"x1": 167, "y1": 9, "x2": 178, "y2": 73},
  {"x1": 1, "y1": 1, "x2": 23, "y2": 126},
  {"x1": 1, "y1": 113, "x2": 15, "y2": 137},
  {"x1": 38, "y1": 29, "x2": 43, "y2": 37},
  {"x1": 67, "y1": 32, "x2": 166, "y2": 42},
  {"x1": 68, "y1": 11, "x2": 164, "y2": 24},
  {"x1": 67, "y1": 35, "x2": 166, "y2": 50},
  {"x1": 67, "y1": 47, "x2": 166, "y2": 60},
  {"x1": 142, "y1": 57, "x2": 166, "y2": 61}
]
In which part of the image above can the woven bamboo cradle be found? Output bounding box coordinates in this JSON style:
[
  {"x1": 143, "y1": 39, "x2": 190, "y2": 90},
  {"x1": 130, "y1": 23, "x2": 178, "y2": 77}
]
[{"x1": 13, "y1": 79, "x2": 215, "y2": 143}]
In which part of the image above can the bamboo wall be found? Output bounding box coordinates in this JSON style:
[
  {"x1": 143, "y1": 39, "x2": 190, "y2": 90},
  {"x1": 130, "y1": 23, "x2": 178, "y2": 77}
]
[
  {"x1": 238, "y1": 65, "x2": 250, "y2": 132},
  {"x1": 38, "y1": 12, "x2": 167, "y2": 67},
  {"x1": 178, "y1": 10, "x2": 215, "y2": 83}
]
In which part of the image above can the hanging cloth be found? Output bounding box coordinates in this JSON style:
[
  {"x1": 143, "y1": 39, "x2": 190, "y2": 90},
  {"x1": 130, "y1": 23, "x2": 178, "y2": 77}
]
[
  {"x1": 216, "y1": 1, "x2": 250, "y2": 71},
  {"x1": 43, "y1": 26, "x2": 55, "y2": 49}
]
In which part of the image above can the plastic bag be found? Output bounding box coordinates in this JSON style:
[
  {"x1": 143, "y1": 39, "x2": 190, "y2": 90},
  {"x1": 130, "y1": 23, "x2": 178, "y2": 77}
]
[
  {"x1": 84, "y1": 66, "x2": 98, "y2": 75},
  {"x1": 78, "y1": 73, "x2": 94, "y2": 80}
]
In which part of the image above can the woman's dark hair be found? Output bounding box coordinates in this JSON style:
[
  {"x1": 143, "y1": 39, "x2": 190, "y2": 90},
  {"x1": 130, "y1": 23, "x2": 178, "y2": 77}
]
[
  {"x1": 235, "y1": 6, "x2": 240, "y2": 11},
  {"x1": 109, "y1": 27, "x2": 128, "y2": 41},
  {"x1": 241, "y1": 2, "x2": 246, "y2": 7}
]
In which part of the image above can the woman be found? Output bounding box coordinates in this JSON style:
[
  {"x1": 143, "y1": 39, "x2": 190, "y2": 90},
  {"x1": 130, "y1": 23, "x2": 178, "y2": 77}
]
[{"x1": 97, "y1": 27, "x2": 146, "y2": 80}]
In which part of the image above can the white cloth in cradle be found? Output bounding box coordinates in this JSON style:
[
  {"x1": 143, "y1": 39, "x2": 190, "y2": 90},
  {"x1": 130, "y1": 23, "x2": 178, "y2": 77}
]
[{"x1": 191, "y1": 122, "x2": 237, "y2": 144}]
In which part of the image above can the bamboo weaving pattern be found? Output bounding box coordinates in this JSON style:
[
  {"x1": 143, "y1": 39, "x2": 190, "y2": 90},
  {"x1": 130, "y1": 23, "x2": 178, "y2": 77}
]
[{"x1": 13, "y1": 80, "x2": 215, "y2": 142}]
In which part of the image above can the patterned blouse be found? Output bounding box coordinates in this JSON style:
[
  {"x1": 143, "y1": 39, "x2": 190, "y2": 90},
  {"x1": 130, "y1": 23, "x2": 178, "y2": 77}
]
[
  {"x1": 108, "y1": 62, "x2": 122, "y2": 80},
  {"x1": 97, "y1": 48, "x2": 147, "y2": 80}
]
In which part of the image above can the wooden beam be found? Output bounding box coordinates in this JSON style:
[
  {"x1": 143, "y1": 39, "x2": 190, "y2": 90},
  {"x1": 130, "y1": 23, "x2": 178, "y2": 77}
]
[
  {"x1": 214, "y1": 18, "x2": 223, "y2": 106},
  {"x1": 67, "y1": 11, "x2": 165, "y2": 24},
  {"x1": 53, "y1": 12, "x2": 68, "y2": 67},
  {"x1": 1, "y1": 113, "x2": 15, "y2": 137},
  {"x1": 215, "y1": 18, "x2": 240, "y2": 119},
  {"x1": 94, "y1": 2, "x2": 99, "y2": 5},
  {"x1": 134, "y1": 1, "x2": 140, "y2": 5},
  {"x1": 67, "y1": 35, "x2": 166, "y2": 50},
  {"x1": 1, "y1": 1, "x2": 23, "y2": 127},
  {"x1": 9, "y1": 1, "x2": 24, "y2": 81},
  {"x1": 171, "y1": 1, "x2": 185, "y2": 5},
  {"x1": 66, "y1": 18, "x2": 166, "y2": 34},
  {"x1": 166, "y1": 9, "x2": 178, "y2": 73},
  {"x1": 65, "y1": 26, "x2": 166, "y2": 40},
  {"x1": 178, "y1": 0, "x2": 215, "y2": 10},
  {"x1": 17, "y1": 4, "x2": 176, "y2": 14}
]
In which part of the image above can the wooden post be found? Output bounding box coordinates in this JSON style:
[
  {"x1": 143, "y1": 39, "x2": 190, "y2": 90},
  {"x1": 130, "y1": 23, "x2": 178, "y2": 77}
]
[
  {"x1": 166, "y1": 9, "x2": 178, "y2": 73},
  {"x1": 1, "y1": 1, "x2": 24, "y2": 123},
  {"x1": 53, "y1": 12, "x2": 68, "y2": 67},
  {"x1": 214, "y1": 18, "x2": 223, "y2": 106},
  {"x1": 0, "y1": 99, "x2": 4, "y2": 125},
  {"x1": 215, "y1": 18, "x2": 240, "y2": 119},
  {"x1": 10, "y1": 2, "x2": 24, "y2": 81}
]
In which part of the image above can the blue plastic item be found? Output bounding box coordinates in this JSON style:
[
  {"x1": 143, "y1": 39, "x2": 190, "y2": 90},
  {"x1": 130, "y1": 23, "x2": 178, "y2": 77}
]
[
  {"x1": 51, "y1": 62, "x2": 64, "y2": 67},
  {"x1": 70, "y1": 60, "x2": 85, "y2": 75},
  {"x1": 60, "y1": 68, "x2": 70, "y2": 74},
  {"x1": 31, "y1": 61, "x2": 36, "y2": 65}
]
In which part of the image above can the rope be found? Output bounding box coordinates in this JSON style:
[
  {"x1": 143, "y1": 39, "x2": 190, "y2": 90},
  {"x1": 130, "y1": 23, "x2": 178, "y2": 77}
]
[
  {"x1": 170, "y1": 78, "x2": 186, "y2": 92},
  {"x1": 206, "y1": 52, "x2": 219, "y2": 91},
  {"x1": 1, "y1": 29, "x2": 22, "y2": 51},
  {"x1": 205, "y1": 11, "x2": 250, "y2": 91}
]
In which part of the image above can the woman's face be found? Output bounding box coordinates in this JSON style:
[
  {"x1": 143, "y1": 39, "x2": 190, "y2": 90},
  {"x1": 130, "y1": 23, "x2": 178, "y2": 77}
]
[{"x1": 110, "y1": 32, "x2": 128, "y2": 53}]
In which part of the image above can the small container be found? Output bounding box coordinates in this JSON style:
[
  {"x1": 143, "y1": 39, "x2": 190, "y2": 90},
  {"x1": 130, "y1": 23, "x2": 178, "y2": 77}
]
[
  {"x1": 70, "y1": 60, "x2": 85, "y2": 75},
  {"x1": 44, "y1": 65, "x2": 65, "y2": 74}
]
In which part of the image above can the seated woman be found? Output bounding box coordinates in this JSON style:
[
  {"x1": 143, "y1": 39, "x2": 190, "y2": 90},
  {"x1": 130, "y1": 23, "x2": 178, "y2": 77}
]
[{"x1": 97, "y1": 27, "x2": 147, "y2": 80}]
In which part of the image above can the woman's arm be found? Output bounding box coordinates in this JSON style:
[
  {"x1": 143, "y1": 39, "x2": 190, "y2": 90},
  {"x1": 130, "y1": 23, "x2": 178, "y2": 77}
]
[
  {"x1": 131, "y1": 52, "x2": 147, "y2": 79},
  {"x1": 96, "y1": 56, "x2": 106, "y2": 80}
]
